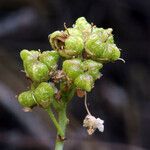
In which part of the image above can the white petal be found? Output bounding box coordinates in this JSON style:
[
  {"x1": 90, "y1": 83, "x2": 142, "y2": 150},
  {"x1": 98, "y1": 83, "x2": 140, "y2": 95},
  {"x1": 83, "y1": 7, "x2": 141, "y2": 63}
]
[{"x1": 96, "y1": 118, "x2": 104, "y2": 132}]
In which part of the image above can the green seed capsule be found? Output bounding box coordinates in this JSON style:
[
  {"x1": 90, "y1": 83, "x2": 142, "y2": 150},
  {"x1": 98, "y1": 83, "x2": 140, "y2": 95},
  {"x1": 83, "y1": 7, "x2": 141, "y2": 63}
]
[
  {"x1": 85, "y1": 33, "x2": 106, "y2": 57},
  {"x1": 63, "y1": 36, "x2": 84, "y2": 56},
  {"x1": 95, "y1": 44, "x2": 121, "y2": 63},
  {"x1": 82, "y1": 60, "x2": 103, "y2": 80},
  {"x1": 92, "y1": 27, "x2": 104, "y2": 35},
  {"x1": 20, "y1": 49, "x2": 40, "y2": 62},
  {"x1": 49, "y1": 30, "x2": 84, "y2": 58},
  {"x1": 92, "y1": 27, "x2": 113, "y2": 43},
  {"x1": 107, "y1": 35, "x2": 114, "y2": 44},
  {"x1": 64, "y1": 28, "x2": 83, "y2": 37},
  {"x1": 74, "y1": 73, "x2": 94, "y2": 92},
  {"x1": 109, "y1": 44, "x2": 121, "y2": 61},
  {"x1": 74, "y1": 17, "x2": 92, "y2": 40},
  {"x1": 63, "y1": 59, "x2": 83, "y2": 79},
  {"x1": 63, "y1": 59, "x2": 83, "y2": 80},
  {"x1": 56, "y1": 35, "x2": 84, "y2": 58},
  {"x1": 39, "y1": 51, "x2": 59, "y2": 71},
  {"x1": 74, "y1": 17, "x2": 91, "y2": 32},
  {"x1": 18, "y1": 91, "x2": 36, "y2": 108},
  {"x1": 34, "y1": 82, "x2": 55, "y2": 108},
  {"x1": 25, "y1": 61, "x2": 50, "y2": 82}
]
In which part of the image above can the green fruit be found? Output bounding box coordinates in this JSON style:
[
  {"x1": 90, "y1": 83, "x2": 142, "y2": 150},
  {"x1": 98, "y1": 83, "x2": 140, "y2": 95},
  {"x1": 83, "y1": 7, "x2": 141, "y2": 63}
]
[
  {"x1": 18, "y1": 91, "x2": 36, "y2": 108},
  {"x1": 109, "y1": 44, "x2": 121, "y2": 61},
  {"x1": 82, "y1": 60, "x2": 103, "y2": 80},
  {"x1": 74, "y1": 17, "x2": 92, "y2": 40},
  {"x1": 92, "y1": 27, "x2": 104, "y2": 35},
  {"x1": 74, "y1": 17, "x2": 91, "y2": 32},
  {"x1": 92, "y1": 27, "x2": 113, "y2": 43},
  {"x1": 34, "y1": 82, "x2": 55, "y2": 108},
  {"x1": 39, "y1": 51, "x2": 59, "y2": 71},
  {"x1": 63, "y1": 59, "x2": 83, "y2": 80},
  {"x1": 65, "y1": 28, "x2": 83, "y2": 37},
  {"x1": 20, "y1": 50, "x2": 40, "y2": 62},
  {"x1": 74, "y1": 73, "x2": 94, "y2": 92},
  {"x1": 101, "y1": 44, "x2": 120, "y2": 61},
  {"x1": 82, "y1": 60, "x2": 103, "y2": 70},
  {"x1": 49, "y1": 30, "x2": 84, "y2": 58},
  {"x1": 56, "y1": 35, "x2": 84, "y2": 58},
  {"x1": 99, "y1": 28, "x2": 113, "y2": 42},
  {"x1": 85, "y1": 33, "x2": 106, "y2": 57},
  {"x1": 64, "y1": 36, "x2": 84, "y2": 56},
  {"x1": 25, "y1": 61, "x2": 50, "y2": 82},
  {"x1": 107, "y1": 35, "x2": 114, "y2": 44}
]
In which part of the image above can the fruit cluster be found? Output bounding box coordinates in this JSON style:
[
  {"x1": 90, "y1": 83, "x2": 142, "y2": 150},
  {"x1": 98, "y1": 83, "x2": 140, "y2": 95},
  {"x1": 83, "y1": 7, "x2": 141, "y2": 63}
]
[{"x1": 18, "y1": 17, "x2": 122, "y2": 110}]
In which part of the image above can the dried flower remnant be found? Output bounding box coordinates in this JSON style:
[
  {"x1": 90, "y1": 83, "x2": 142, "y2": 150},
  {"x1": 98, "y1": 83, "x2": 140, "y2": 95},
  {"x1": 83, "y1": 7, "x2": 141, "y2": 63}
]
[
  {"x1": 83, "y1": 92, "x2": 104, "y2": 135},
  {"x1": 83, "y1": 115, "x2": 104, "y2": 135}
]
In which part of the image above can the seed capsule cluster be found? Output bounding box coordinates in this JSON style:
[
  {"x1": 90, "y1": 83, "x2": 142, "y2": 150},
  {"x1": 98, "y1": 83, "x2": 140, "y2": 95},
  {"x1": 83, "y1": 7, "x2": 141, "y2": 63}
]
[
  {"x1": 18, "y1": 17, "x2": 123, "y2": 109},
  {"x1": 18, "y1": 50, "x2": 59, "y2": 109}
]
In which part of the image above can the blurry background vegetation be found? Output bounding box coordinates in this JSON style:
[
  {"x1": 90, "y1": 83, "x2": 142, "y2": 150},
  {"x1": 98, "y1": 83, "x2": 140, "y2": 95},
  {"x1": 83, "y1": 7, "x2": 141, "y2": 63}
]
[{"x1": 0, "y1": 0, "x2": 150, "y2": 150}]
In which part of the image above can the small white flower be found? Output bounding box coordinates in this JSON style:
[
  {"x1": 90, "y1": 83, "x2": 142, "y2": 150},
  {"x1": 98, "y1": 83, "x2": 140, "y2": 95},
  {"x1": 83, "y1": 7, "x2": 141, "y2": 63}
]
[{"x1": 83, "y1": 115, "x2": 104, "y2": 135}]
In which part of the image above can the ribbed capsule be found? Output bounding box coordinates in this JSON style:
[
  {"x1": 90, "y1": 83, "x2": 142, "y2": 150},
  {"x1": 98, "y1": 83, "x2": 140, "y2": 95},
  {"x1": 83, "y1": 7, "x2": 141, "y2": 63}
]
[
  {"x1": 64, "y1": 28, "x2": 83, "y2": 38},
  {"x1": 92, "y1": 27, "x2": 113, "y2": 43},
  {"x1": 20, "y1": 49, "x2": 40, "y2": 62},
  {"x1": 74, "y1": 73, "x2": 94, "y2": 92},
  {"x1": 59, "y1": 35, "x2": 84, "y2": 58},
  {"x1": 34, "y1": 82, "x2": 55, "y2": 108},
  {"x1": 82, "y1": 60, "x2": 103, "y2": 80},
  {"x1": 63, "y1": 59, "x2": 83, "y2": 80},
  {"x1": 74, "y1": 17, "x2": 92, "y2": 40},
  {"x1": 49, "y1": 31, "x2": 84, "y2": 58},
  {"x1": 85, "y1": 33, "x2": 106, "y2": 58},
  {"x1": 18, "y1": 91, "x2": 36, "y2": 108},
  {"x1": 74, "y1": 17, "x2": 91, "y2": 32},
  {"x1": 39, "y1": 51, "x2": 59, "y2": 71},
  {"x1": 25, "y1": 61, "x2": 50, "y2": 83},
  {"x1": 85, "y1": 31, "x2": 121, "y2": 63},
  {"x1": 96, "y1": 44, "x2": 121, "y2": 63}
]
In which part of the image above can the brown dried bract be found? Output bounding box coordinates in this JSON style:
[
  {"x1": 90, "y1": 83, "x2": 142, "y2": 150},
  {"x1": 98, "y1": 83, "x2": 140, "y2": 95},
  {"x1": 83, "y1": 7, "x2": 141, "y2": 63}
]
[
  {"x1": 57, "y1": 135, "x2": 67, "y2": 142},
  {"x1": 55, "y1": 91, "x2": 62, "y2": 101},
  {"x1": 52, "y1": 70, "x2": 65, "y2": 83},
  {"x1": 77, "y1": 89, "x2": 85, "y2": 97}
]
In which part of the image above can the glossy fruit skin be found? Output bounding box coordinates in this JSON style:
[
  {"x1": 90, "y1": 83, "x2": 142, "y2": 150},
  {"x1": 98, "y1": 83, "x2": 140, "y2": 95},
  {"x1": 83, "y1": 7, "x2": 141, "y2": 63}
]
[
  {"x1": 74, "y1": 73, "x2": 94, "y2": 92},
  {"x1": 25, "y1": 61, "x2": 50, "y2": 83},
  {"x1": 63, "y1": 59, "x2": 83, "y2": 80},
  {"x1": 82, "y1": 60, "x2": 103, "y2": 80},
  {"x1": 39, "y1": 51, "x2": 59, "y2": 71},
  {"x1": 18, "y1": 91, "x2": 36, "y2": 108},
  {"x1": 34, "y1": 82, "x2": 55, "y2": 108}
]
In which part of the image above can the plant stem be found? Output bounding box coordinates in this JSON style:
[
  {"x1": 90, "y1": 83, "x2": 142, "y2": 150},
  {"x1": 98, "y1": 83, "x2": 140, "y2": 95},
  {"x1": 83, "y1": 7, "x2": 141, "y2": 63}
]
[
  {"x1": 45, "y1": 108, "x2": 64, "y2": 137},
  {"x1": 55, "y1": 103, "x2": 67, "y2": 150}
]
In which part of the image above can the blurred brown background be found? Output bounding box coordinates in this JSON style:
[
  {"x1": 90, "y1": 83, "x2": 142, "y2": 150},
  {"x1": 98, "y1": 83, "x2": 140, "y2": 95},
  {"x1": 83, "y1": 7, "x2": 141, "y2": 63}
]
[{"x1": 0, "y1": 0, "x2": 150, "y2": 149}]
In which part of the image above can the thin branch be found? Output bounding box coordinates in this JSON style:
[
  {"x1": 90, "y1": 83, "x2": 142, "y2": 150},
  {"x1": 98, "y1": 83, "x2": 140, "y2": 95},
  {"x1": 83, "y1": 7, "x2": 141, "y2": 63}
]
[
  {"x1": 84, "y1": 92, "x2": 92, "y2": 116},
  {"x1": 45, "y1": 108, "x2": 64, "y2": 137}
]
